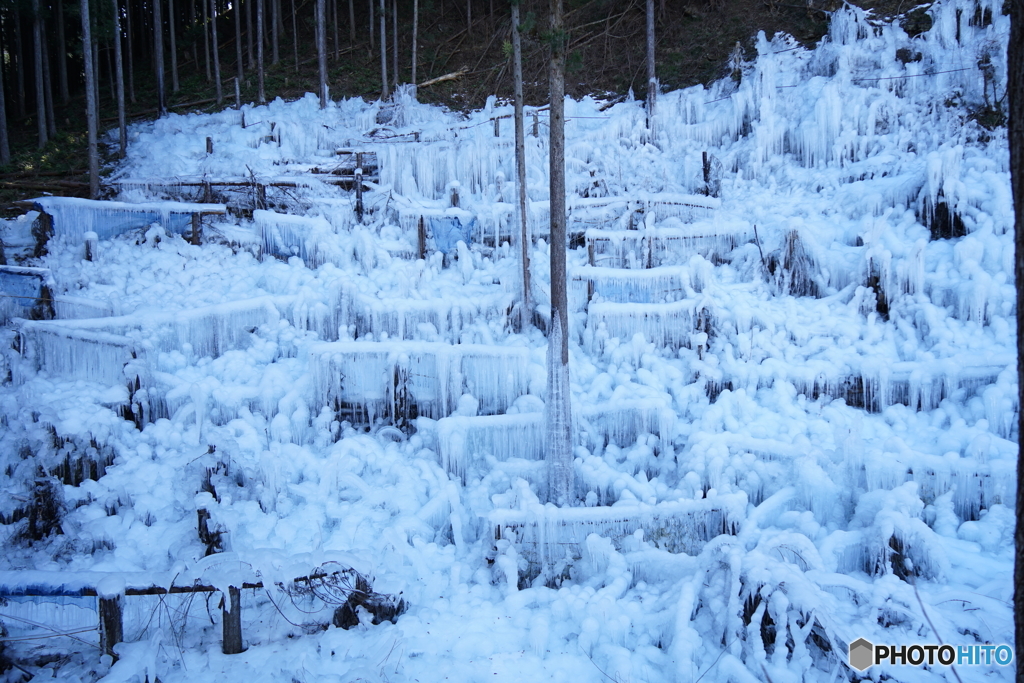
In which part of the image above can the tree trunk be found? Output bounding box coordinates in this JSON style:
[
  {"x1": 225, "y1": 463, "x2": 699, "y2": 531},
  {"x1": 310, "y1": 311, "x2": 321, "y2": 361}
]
[
  {"x1": 379, "y1": 0, "x2": 388, "y2": 98},
  {"x1": 645, "y1": 0, "x2": 656, "y2": 132},
  {"x1": 546, "y1": 0, "x2": 572, "y2": 507},
  {"x1": 0, "y1": 28, "x2": 10, "y2": 165},
  {"x1": 246, "y1": 0, "x2": 254, "y2": 69},
  {"x1": 40, "y1": 18, "x2": 56, "y2": 139},
  {"x1": 113, "y1": 0, "x2": 127, "y2": 157},
  {"x1": 391, "y1": 0, "x2": 398, "y2": 86},
  {"x1": 257, "y1": 0, "x2": 265, "y2": 102},
  {"x1": 236, "y1": 0, "x2": 245, "y2": 80},
  {"x1": 32, "y1": 0, "x2": 47, "y2": 148},
  {"x1": 13, "y1": 13, "x2": 26, "y2": 118},
  {"x1": 155, "y1": 0, "x2": 166, "y2": 113},
  {"x1": 316, "y1": 0, "x2": 326, "y2": 107},
  {"x1": 1010, "y1": 0, "x2": 1024, "y2": 675},
  {"x1": 203, "y1": 0, "x2": 211, "y2": 80},
  {"x1": 271, "y1": 0, "x2": 279, "y2": 64},
  {"x1": 211, "y1": 0, "x2": 222, "y2": 103},
  {"x1": 466, "y1": 0, "x2": 471, "y2": 34},
  {"x1": 55, "y1": 0, "x2": 69, "y2": 102},
  {"x1": 291, "y1": 0, "x2": 298, "y2": 71},
  {"x1": 169, "y1": 0, "x2": 179, "y2": 91},
  {"x1": 348, "y1": 0, "x2": 355, "y2": 43},
  {"x1": 369, "y1": 0, "x2": 374, "y2": 50},
  {"x1": 411, "y1": 0, "x2": 418, "y2": 86},
  {"x1": 512, "y1": 1, "x2": 529, "y2": 331},
  {"x1": 126, "y1": 0, "x2": 136, "y2": 102},
  {"x1": 332, "y1": 0, "x2": 339, "y2": 59},
  {"x1": 82, "y1": 0, "x2": 99, "y2": 198}
]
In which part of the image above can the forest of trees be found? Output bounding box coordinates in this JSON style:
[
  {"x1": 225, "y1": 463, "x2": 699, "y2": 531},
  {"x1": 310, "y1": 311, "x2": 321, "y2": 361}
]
[{"x1": 0, "y1": 0, "x2": 834, "y2": 191}]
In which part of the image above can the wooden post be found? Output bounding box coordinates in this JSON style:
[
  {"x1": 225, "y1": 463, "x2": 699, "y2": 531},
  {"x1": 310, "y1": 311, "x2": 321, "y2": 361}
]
[
  {"x1": 191, "y1": 213, "x2": 202, "y2": 245},
  {"x1": 450, "y1": 184, "x2": 459, "y2": 208},
  {"x1": 81, "y1": 0, "x2": 99, "y2": 198},
  {"x1": 112, "y1": 0, "x2": 127, "y2": 158},
  {"x1": 206, "y1": 137, "x2": 214, "y2": 154},
  {"x1": 256, "y1": 184, "x2": 267, "y2": 210},
  {"x1": 204, "y1": 180, "x2": 213, "y2": 203},
  {"x1": 417, "y1": 215, "x2": 426, "y2": 259},
  {"x1": 513, "y1": 2, "x2": 530, "y2": 331},
  {"x1": 533, "y1": 110, "x2": 539, "y2": 137},
  {"x1": 494, "y1": 117, "x2": 500, "y2": 137},
  {"x1": 645, "y1": 0, "x2": 656, "y2": 133},
  {"x1": 379, "y1": 0, "x2": 388, "y2": 99},
  {"x1": 354, "y1": 152, "x2": 365, "y2": 220},
  {"x1": 317, "y1": 0, "x2": 327, "y2": 108},
  {"x1": 98, "y1": 596, "x2": 123, "y2": 661},
  {"x1": 235, "y1": 77, "x2": 241, "y2": 109},
  {"x1": 222, "y1": 586, "x2": 243, "y2": 654},
  {"x1": 546, "y1": 0, "x2": 573, "y2": 507},
  {"x1": 211, "y1": 0, "x2": 223, "y2": 104},
  {"x1": 155, "y1": 0, "x2": 166, "y2": 115}
]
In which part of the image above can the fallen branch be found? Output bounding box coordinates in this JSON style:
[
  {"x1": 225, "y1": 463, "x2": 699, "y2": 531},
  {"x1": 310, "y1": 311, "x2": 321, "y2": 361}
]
[{"x1": 418, "y1": 67, "x2": 470, "y2": 88}]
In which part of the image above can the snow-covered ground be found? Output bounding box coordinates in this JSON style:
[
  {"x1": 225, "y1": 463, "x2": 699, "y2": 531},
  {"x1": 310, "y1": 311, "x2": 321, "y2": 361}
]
[{"x1": 0, "y1": 0, "x2": 1016, "y2": 681}]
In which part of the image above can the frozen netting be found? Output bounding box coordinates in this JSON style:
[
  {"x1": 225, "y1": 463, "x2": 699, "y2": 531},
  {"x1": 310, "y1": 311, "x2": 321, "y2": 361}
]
[
  {"x1": 29, "y1": 197, "x2": 225, "y2": 242},
  {"x1": 257, "y1": 210, "x2": 341, "y2": 268},
  {"x1": 309, "y1": 340, "x2": 534, "y2": 421}
]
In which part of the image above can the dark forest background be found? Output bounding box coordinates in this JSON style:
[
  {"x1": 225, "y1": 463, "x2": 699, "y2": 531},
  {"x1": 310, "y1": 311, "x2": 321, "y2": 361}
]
[{"x1": 0, "y1": 0, "x2": 913, "y2": 198}]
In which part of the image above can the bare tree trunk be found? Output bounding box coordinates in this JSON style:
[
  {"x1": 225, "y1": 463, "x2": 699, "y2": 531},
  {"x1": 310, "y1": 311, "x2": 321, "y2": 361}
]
[
  {"x1": 92, "y1": 39, "x2": 100, "y2": 122},
  {"x1": 271, "y1": 0, "x2": 279, "y2": 64},
  {"x1": 379, "y1": 0, "x2": 388, "y2": 98},
  {"x1": 106, "y1": 37, "x2": 116, "y2": 103},
  {"x1": 348, "y1": 0, "x2": 355, "y2": 43},
  {"x1": 203, "y1": 0, "x2": 211, "y2": 80},
  {"x1": 170, "y1": 0, "x2": 180, "y2": 91},
  {"x1": 368, "y1": 0, "x2": 374, "y2": 50},
  {"x1": 246, "y1": 0, "x2": 254, "y2": 68},
  {"x1": 411, "y1": 0, "x2": 418, "y2": 86},
  {"x1": 211, "y1": 0, "x2": 222, "y2": 103},
  {"x1": 40, "y1": 20, "x2": 56, "y2": 138},
  {"x1": 82, "y1": 0, "x2": 98, "y2": 197},
  {"x1": 1010, "y1": 0, "x2": 1024, "y2": 675},
  {"x1": 32, "y1": 0, "x2": 47, "y2": 148},
  {"x1": 332, "y1": 0, "x2": 339, "y2": 59},
  {"x1": 13, "y1": 14, "x2": 26, "y2": 118},
  {"x1": 316, "y1": 0, "x2": 326, "y2": 107},
  {"x1": 546, "y1": 0, "x2": 572, "y2": 507},
  {"x1": 257, "y1": 0, "x2": 265, "y2": 102},
  {"x1": 236, "y1": 0, "x2": 245, "y2": 80},
  {"x1": 126, "y1": 0, "x2": 136, "y2": 102},
  {"x1": 466, "y1": 0, "x2": 471, "y2": 34},
  {"x1": 155, "y1": 0, "x2": 167, "y2": 113},
  {"x1": 113, "y1": 0, "x2": 126, "y2": 157},
  {"x1": 645, "y1": 0, "x2": 656, "y2": 132},
  {"x1": 55, "y1": 0, "x2": 69, "y2": 102},
  {"x1": 391, "y1": 0, "x2": 397, "y2": 86},
  {"x1": 512, "y1": 1, "x2": 529, "y2": 331},
  {"x1": 291, "y1": 0, "x2": 298, "y2": 71},
  {"x1": 0, "y1": 27, "x2": 9, "y2": 165}
]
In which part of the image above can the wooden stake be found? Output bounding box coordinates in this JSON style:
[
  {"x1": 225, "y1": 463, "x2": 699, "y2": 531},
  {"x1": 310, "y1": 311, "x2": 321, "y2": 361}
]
[
  {"x1": 191, "y1": 213, "x2": 202, "y2": 245},
  {"x1": 206, "y1": 137, "x2": 214, "y2": 154},
  {"x1": 417, "y1": 215, "x2": 426, "y2": 259},
  {"x1": 98, "y1": 596, "x2": 123, "y2": 661},
  {"x1": 222, "y1": 586, "x2": 243, "y2": 654}
]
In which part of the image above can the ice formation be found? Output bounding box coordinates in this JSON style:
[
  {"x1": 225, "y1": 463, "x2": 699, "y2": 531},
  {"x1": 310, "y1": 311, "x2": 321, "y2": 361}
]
[{"x1": 0, "y1": 0, "x2": 1017, "y2": 681}]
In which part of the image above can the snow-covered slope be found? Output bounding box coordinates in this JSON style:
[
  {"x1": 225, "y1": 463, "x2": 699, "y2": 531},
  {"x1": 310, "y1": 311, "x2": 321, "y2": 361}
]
[{"x1": 0, "y1": 0, "x2": 1016, "y2": 681}]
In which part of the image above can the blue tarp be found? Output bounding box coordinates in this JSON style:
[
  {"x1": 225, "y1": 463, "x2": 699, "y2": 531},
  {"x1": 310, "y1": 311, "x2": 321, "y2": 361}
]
[
  {"x1": 429, "y1": 216, "x2": 476, "y2": 254},
  {"x1": 0, "y1": 268, "x2": 47, "y2": 310}
]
